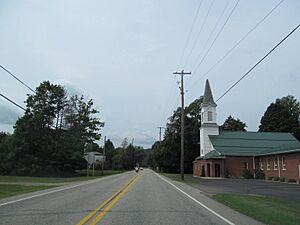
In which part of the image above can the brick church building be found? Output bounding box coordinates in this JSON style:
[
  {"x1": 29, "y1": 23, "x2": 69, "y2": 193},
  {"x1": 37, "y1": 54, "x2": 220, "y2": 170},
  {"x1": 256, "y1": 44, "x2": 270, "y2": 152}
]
[{"x1": 193, "y1": 80, "x2": 300, "y2": 182}]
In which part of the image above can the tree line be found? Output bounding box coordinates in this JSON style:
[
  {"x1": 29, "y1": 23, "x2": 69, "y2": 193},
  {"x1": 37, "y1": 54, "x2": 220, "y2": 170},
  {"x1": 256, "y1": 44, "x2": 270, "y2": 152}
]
[
  {"x1": 148, "y1": 95, "x2": 300, "y2": 173},
  {"x1": 0, "y1": 81, "x2": 147, "y2": 176}
]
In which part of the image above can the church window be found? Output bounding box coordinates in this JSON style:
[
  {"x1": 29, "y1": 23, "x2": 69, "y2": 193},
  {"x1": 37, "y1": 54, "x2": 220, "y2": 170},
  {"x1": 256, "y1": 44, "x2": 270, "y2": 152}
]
[
  {"x1": 281, "y1": 156, "x2": 286, "y2": 170},
  {"x1": 274, "y1": 157, "x2": 278, "y2": 170},
  {"x1": 267, "y1": 159, "x2": 271, "y2": 170},
  {"x1": 260, "y1": 159, "x2": 264, "y2": 170},
  {"x1": 208, "y1": 111, "x2": 213, "y2": 121}
]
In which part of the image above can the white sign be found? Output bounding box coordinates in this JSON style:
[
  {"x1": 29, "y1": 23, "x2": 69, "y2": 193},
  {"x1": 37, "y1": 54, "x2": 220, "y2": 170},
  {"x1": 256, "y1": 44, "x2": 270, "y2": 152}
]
[{"x1": 83, "y1": 152, "x2": 104, "y2": 165}]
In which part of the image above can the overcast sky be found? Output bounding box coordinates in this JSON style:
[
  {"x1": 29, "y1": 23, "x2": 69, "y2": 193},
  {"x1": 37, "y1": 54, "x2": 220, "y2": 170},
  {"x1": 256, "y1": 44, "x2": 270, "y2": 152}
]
[{"x1": 0, "y1": 0, "x2": 299, "y2": 148}]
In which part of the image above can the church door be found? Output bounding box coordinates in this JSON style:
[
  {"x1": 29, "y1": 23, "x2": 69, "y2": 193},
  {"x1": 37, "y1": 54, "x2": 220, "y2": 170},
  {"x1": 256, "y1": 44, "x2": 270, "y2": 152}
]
[
  {"x1": 207, "y1": 163, "x2": 211, "y2": 177},
  {"x1": 215, "y1": 164, "x2": 221, "y2": 177}
]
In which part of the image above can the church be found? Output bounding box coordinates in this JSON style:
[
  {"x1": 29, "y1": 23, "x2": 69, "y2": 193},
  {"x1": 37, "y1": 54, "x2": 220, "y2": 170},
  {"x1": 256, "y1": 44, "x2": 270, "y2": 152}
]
[{"x1": 193, "y1": 80, "x2": 300, "y2": 182}]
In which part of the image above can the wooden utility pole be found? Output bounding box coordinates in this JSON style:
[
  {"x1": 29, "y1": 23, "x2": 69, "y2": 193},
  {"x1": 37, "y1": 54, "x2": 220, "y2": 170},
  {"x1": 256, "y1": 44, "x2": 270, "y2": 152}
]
[
  {"x1": 101, "y1": 136, "x2": 106, "y2": 176},
  {"x1": 173, "y1": 70, "x2": 191, "y2": 180},
  {"x1": 157, "y1": 126, "x2": 165, "y2": 141}
]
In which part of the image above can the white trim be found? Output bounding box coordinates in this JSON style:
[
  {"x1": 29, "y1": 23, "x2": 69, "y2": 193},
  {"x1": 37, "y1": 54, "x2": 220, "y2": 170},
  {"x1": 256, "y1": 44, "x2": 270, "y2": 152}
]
[{"x1": 155, "y1": 173, "x2": 235, "y2": 225}]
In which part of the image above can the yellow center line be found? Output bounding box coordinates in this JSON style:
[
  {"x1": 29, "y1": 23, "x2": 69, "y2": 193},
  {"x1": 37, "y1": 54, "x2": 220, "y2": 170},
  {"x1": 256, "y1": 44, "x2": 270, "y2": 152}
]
[
  {"x1": 76, "y1": 173, "x2": 141, "y2": 225},
  {"x1": 89, "y1": 173, "x2": 142, "y2": 225}
]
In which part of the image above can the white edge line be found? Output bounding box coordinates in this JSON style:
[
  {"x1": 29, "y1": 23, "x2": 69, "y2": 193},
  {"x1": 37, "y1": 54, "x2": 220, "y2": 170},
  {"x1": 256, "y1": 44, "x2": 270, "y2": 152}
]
[
  {"x1": 0, "y1": 172, "x2": 127, "y2": 207},
  {"x1": 155, "y1": 173, "x2": 235, "y2": 225}
]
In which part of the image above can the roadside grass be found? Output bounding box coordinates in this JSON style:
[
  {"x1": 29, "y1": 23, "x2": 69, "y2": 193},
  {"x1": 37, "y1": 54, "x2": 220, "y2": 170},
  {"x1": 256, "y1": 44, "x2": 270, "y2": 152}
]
[
  {"x1": 0, "y1": 170, "x2": 125, "y2": 183},
  {"x1": 212, "y1": 194, "x2": 300, "y2": 225},
  {"x1": 0, "y1": 184, "x2": 55, "y2": 199}
]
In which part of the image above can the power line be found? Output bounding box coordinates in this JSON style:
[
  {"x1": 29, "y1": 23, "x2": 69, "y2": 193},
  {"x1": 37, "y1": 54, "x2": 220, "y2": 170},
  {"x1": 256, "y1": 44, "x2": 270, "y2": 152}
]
[
  {"x1": 183, "y1": 0, "x2": 216, "y2": 68},
  {"x1": 188, "y1": 0, "x2": 286, "y2": 91},
  {"x1": 188, "y1": 0, "x2": 231, "y2": 70},
  {"x1": 215, "y1": 23, "x2": 300, "y2": 104},
  {"x1": 192, "y1": 0, "x2": 240, "y2": 73},
  {"x1": 0, "y1": 64, "x2": 35, "y2": 93},
  {"x1": 0, "y1": 93, "x2": 26, "y2": 111},
  {"x1": 177, "y1": 0, "x2": 204, "y2": 70}
]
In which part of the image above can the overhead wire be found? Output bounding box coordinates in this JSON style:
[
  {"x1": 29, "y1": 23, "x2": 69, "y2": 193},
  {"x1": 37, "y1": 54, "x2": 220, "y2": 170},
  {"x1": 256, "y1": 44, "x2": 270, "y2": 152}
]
[
  {"x1": 202, "y1": 23, "x2": 300, "y2": 114},
  {"x1": 0, "y1": 64, "x2": 35, "y2": 93},
  {"x1": 192, "y1": 0, "x2": 240, "y2": 73},
  {"x1": 177, "y1": 0, "x2": 204, "y2": 70},
  {"x1": 215, "y1": 23, "x2": 300, "y2": 103},
  {"x1": 0, "y1": 93, "x2": 26, "y2": 111},
  {"x1": 187, "y1": 0, "x2": 286, "y2": 91},
  {"x1": 183, "y1": 0, "x2": 216, "y2": 68},
  {"x1": 187, "y1": 0, "x2": 231, "y2": 70}
]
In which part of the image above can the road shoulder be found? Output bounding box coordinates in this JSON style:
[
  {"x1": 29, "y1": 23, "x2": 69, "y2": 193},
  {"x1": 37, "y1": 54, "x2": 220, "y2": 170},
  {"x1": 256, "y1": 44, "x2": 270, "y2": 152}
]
[{"x1": 158, "y1": 172, "x2": 263, "y2": 225}]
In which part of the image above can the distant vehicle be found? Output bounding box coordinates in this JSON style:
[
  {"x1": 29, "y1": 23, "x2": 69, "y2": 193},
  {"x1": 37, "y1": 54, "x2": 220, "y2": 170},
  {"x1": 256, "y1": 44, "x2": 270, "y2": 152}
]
[
  {"x1": 139, "y1": 167, "x2": 143, "y2": 171},
  {"x1": 135, "y1": 167, "x2": 139, "y2": 172}
]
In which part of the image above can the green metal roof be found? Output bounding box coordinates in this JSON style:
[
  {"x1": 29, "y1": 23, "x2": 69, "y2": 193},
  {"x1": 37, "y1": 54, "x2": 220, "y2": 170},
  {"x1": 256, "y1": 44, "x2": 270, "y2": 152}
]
[{"x1": 204, "y1": 131, "x2": 300, "y2": 158}]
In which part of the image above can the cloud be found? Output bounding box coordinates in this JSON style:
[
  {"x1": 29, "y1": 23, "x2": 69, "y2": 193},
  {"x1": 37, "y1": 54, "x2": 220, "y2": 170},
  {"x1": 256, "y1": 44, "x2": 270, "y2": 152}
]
[{"x1": 0, "y1": 105, "x2": 21, "y2": 125}]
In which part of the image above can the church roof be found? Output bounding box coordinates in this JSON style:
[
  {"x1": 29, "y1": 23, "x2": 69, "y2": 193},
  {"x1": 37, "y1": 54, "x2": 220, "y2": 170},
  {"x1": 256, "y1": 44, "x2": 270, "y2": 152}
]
[
  {"x1": 203, "y1": 79, "x2": 216, "y2": 107},
  {"x1": 204, "y1": 131, "x2": 300, "y2": 158}
]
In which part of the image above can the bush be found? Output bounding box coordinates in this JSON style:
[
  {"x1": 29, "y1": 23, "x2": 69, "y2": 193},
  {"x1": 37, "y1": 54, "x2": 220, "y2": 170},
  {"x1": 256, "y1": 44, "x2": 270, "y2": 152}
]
[
  {"x1": 273, "y1": 177, "x2": 279, "y2": 181},
  {"x1": 267, "y1": 176, "x2": 273, "y2": 180},
  {"x1": 279, "y1": 177, "x2": 286, "y2": 182},
  {"x1": 254, "y1": 169, "x2": 265, "y2": 179},
  {"x1": 200, "y1": 166, "x2": 205, "y2": 177},
  {"x1": 242, "y1": 169, "x2": 254, "y2": 179},
  {"x1": 225, "y1": 168, "x2": 230, "y2": 178},
  {"x1": 287, "y1": 178, "x2": 297, "y2": 183}
]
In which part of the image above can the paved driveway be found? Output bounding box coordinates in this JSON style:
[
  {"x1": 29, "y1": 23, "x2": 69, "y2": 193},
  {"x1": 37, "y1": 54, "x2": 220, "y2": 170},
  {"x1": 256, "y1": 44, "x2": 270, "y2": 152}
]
[{"x1": 165, "y1": 174, "x2": 300, "y2": 203}]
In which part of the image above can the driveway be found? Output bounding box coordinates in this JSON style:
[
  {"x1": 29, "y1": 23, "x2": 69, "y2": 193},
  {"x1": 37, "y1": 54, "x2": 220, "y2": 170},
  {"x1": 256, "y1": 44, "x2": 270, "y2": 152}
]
[{"x1": 164, "y1": 174, "x2": 300, "y2": 203}]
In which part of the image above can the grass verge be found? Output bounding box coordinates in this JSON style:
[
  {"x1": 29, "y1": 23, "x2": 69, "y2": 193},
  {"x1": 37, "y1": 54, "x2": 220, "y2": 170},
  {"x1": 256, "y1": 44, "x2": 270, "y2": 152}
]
[
  {"x1": 0, "y1": 170, "x2": 125, "y2": 183},
  {"x1": 0, "y1": 184, "x2": 55, "y2": 199},
  {"x1": 212, "y1": 194, "x2": 300, "y2": 225}
]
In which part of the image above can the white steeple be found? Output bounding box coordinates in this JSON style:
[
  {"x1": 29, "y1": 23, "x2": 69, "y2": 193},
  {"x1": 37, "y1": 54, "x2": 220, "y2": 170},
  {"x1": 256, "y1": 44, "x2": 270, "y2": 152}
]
[{"x1": 200, "y1": 80, "x2": 219, "y2": 157}]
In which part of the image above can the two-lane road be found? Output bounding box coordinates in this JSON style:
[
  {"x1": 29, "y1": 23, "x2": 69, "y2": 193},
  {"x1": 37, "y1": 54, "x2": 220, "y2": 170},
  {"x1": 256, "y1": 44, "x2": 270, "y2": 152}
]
[{"x1": 0, "y1": 169, "x2": 262, "y2": 225}]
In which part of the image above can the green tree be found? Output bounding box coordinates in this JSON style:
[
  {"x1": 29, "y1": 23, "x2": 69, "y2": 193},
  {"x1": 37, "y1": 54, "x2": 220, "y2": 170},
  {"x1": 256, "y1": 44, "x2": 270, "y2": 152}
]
[
  {"x1": 151, "y1": 97, "x2": 203, "y2": 173},
  {"x1": 259, "y1": 95, "x2": 300, "y2": 140},
  {"x1": 8, "y1": 81, "x2": 104, "y2": 175},
  {"x1": 220, "y1": 115, "x2": 247, "y2": 131}
]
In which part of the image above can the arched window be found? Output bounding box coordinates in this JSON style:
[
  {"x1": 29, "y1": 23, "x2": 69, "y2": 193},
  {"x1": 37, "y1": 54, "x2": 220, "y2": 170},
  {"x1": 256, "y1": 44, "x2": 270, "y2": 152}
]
[{"x1": 208, "y1": 111, "x2": 213, "y2": 121}]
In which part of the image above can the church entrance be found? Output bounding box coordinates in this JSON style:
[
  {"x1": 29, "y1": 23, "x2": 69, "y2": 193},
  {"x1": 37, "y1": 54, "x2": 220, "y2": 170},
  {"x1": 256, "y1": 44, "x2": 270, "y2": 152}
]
[
  {"x1": 207, "y1": 163, "x2": 211, "y2": 177},
  {"x1": 215, "y1": 163, "x2": 221, "y2": 177}
]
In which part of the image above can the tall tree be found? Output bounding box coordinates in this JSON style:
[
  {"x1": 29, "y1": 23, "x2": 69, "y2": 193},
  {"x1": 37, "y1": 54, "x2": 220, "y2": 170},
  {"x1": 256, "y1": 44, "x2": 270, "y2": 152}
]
[
  {"x1": 220, "y1": 115, "x2": 247, "y2": 131},
  {"x1": 259, "y1": 95, "x2": 300, "y2": 140},
  {"x1": 151, "y1": 97, "x2": 203, "y2": 173},
  {"x1": 8, "y1": 81, "x2": 104, "y2": 175}
]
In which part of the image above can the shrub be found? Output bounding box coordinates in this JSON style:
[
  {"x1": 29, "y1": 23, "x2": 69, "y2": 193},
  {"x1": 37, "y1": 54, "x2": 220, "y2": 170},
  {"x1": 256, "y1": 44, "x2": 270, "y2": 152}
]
[
  {"x1": 273, "y1": 177, "x2": 279, "y2": 181},
  {"x1": 225, "y1": 168, "x2": 230, "y2": 178},
  {"x1": 200, "y1": 165, "x2": 205, "y2": 177},
  {"x1": 279, "y1": 177, "x2": 286, "y2": 182},
  {"x1": 267, "y1": 176, "x2": 273, "y2": 180},
  {"x1": 242, "y1": 168, "x2": 254, "y2": 179},
  {"x1": 254, "y1": 169, "x2": 265, "y2": 179},
  {"x1": 287, "y1": 178, "x2": 297, "y2": 183}
]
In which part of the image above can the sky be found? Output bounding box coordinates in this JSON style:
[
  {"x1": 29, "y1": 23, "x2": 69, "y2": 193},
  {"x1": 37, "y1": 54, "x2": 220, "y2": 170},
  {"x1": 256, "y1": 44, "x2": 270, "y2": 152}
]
[{"x1": 0, "y1": 0, "x2": 299, "y2": 148}]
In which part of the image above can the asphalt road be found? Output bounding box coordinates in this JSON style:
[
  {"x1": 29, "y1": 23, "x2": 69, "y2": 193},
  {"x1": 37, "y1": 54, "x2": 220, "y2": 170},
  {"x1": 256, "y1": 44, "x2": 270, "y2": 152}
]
[
  {"x1": 0, "y1": 169, "x2": 262, "y2": 225},
  {"x1": 168, "y1": 174, "x2": 300, "y2": 203}
]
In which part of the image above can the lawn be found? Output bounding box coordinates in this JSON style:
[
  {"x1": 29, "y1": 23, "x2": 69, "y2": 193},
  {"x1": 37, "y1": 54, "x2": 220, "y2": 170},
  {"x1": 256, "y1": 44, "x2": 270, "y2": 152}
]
[
  {"x1": 213, "y1": 194, "x2": 300, "y2": 225},
  {"x1": 0, "y1": 170, "x2": 125, "y2": 183},
  {"x1": 0, "y1": 184, "x2": 55, "y2": 199}
]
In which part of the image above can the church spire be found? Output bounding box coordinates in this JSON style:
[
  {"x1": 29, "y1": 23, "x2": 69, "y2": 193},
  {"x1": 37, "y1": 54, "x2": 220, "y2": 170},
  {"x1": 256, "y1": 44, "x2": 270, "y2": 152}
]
[{"x1": 203, "y1": 79, "x2": 216, "y2": 107}]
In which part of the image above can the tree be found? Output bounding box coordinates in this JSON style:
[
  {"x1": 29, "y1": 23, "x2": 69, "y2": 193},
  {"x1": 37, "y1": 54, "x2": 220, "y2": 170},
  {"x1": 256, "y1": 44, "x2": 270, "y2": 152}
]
[
  {"x1": 6, "y1": 81, "x2": 104, "y2": 175},
  {"x1": 259, "y1": 95, "x2": 300, "y2": 140},
  {"x1": 151, "y1": 97, "x2": 203, "y2": 173},
  {"x1": 220, "y1": 115, "x2": 247, "y2": 131}
]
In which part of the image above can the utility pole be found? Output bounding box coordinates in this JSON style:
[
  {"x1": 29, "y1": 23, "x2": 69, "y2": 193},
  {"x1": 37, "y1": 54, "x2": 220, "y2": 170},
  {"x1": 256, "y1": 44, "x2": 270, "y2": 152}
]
[
  {"x1": 173, "y1": 70, "x2": 191, "y2": 180},
  {"x1": 101, "y1": 136, "x2": 106, "y2": 176},
  {"x1": 157, "y1": 126, "x2": 165, "y2": 141}
]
